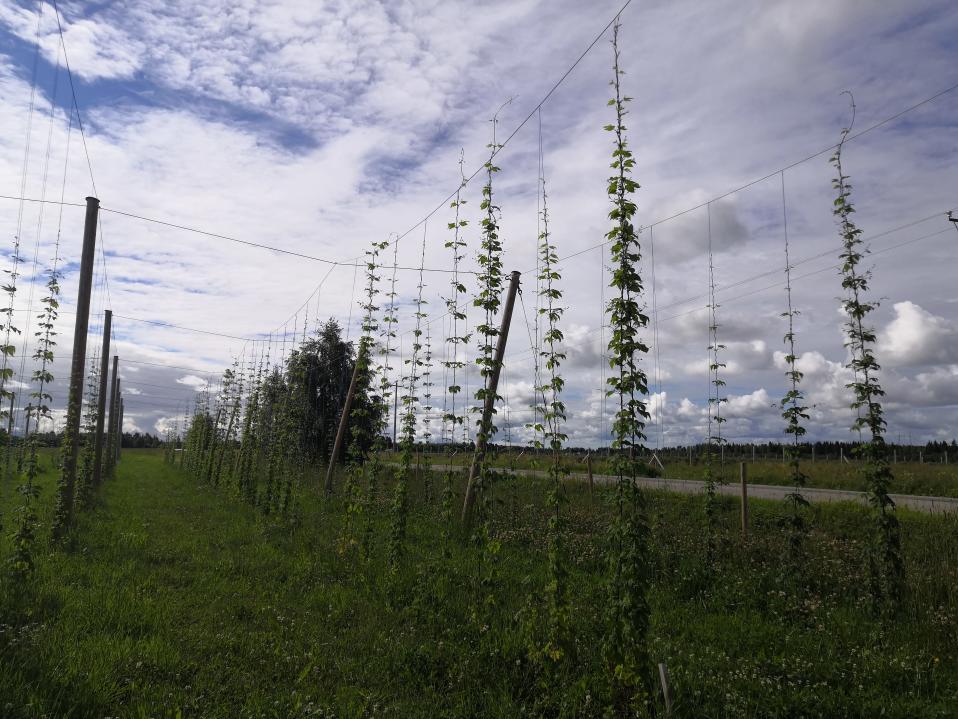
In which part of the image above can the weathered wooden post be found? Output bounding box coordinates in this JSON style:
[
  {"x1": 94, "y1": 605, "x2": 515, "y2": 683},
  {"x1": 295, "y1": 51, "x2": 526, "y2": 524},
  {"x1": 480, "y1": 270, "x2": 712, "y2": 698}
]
[
  {"x1": 105, "y1": 355, "x2": 118, "y2": 478},
  {"x1": 461, "y1": 270, "x2": 521, "y2": 524},
  {"x1": 658, "y1": 662, "x2": 673, "y2": 715},
  {"x1": 118, "y1": 396, "x2": 124, "y2": 461},
  {"x1": 92, "y1": 310, "x2": 112, "y2": 487},
  {"x1": 586, "y1": 450, "x2": 595, "y2": 504},
  {"x1": 52, "y1": 196, "x2": 99, "y2": 538},
  {"x1": 114, "y1": 378, "x2": 122, "y2": 462},
  {"x1": 740, "y1": 461, "x2": 749, "y2": 539},
  {"x1": 324, "y1": 342, "x2": 366, "y2": 496}
]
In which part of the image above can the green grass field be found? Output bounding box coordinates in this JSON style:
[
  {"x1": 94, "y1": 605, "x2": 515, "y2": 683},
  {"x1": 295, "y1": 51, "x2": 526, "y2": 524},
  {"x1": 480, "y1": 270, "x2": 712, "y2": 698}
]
[
  {"x1": 0, "y1": 450, "x2": 956, "y2": 717},
  {"x1": 397, "y1": 449, "x2": 958, "y2": 498}
]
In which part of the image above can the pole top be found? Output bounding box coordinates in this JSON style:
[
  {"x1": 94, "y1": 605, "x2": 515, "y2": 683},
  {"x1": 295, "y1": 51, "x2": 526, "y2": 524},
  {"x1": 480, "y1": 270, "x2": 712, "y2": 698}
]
[{"x1": 86, "y1": 196, "x2": 100, "y2": 206}]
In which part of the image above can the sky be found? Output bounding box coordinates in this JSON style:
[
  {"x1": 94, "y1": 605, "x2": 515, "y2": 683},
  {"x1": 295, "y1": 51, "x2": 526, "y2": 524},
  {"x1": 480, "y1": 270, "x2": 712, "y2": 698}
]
[{"x1": 0, "y1": 0, "x2": 957, "y2": 448}]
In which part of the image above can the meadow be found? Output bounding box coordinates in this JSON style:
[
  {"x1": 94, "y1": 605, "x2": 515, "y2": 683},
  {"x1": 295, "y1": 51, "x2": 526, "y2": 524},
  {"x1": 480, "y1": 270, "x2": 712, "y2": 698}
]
[
  {"x1": 388, "y1": 448, "x2": 958, "y2": 498},
  {"x1": 0, "y1": 449, "x2": 955, "y2": 718}
]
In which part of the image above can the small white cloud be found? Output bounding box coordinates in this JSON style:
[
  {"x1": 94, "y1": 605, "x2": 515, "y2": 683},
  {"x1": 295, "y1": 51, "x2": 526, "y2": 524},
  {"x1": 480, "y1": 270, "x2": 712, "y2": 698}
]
[{"x1": 175, "y1": 375, "x2": 208, "y2": 390}]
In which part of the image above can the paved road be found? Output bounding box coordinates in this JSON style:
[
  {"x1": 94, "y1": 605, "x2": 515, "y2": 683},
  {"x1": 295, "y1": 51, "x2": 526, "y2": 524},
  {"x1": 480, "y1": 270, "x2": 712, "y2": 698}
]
[{"x1": 420, "y1": 463, "x2": 958, "y2": 514}]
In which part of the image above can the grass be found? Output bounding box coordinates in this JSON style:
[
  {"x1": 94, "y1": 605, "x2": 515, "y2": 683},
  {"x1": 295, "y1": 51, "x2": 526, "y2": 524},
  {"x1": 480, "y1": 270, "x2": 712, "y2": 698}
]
[
  {"x1": 0, "y1": 449, "x2": 956, "y2": 717},
  {"x1": 396, "y1": 449, "x2": 958, "y2": 498}
]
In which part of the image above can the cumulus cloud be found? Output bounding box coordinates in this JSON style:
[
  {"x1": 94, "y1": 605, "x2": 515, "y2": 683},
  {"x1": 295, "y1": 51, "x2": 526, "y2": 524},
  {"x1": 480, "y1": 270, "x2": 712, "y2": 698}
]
[{"x1": 878, "y1": 301, "x2": 958, "y2": 368}]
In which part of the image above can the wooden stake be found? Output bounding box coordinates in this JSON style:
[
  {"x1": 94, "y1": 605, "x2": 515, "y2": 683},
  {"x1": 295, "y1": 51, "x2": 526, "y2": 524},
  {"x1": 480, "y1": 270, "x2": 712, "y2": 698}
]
[
  {"x1": 658, "y1": 662, "x2": 673, "y2": 715},
  {"x1": 586, "y1": 450, "x2": 594, "y2": 504},
  {"x1": 740, "y1": 461, "x2": 749, "y2": 539}
]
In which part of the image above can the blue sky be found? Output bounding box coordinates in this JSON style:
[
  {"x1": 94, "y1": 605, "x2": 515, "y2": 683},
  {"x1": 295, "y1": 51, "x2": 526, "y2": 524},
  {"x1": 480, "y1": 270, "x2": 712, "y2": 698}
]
[{"x1": 1, "y1": 0, "x2": 957, "y2": 446}]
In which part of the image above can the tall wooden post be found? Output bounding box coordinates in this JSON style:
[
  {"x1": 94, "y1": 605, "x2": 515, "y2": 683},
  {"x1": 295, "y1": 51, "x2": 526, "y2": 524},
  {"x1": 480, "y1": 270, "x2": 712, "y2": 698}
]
[
  {"x1": 113, "y1": 378, "x2": 122, "y2": 462},
  {"x1": 118, "y1": 396, "x2": 124, "y2": 461},
  {"x1": 740, "y1": 461, "x2": 749, "y2": 539},
  {"x1": 52, "y1": 196, "x2": 99, "y2": 538},
  {"x1": 105, "y1": 355, "x2": 118, "y2": 478},
  {"x1": 461, "y1": 271, "x2": 521, "y2": 524},
  {"x1": 91, "y1": 310, "x2": 112, "y2": 487},
  {"x1": 324, "y1": 342, "x2": 366, "y2": 496}
]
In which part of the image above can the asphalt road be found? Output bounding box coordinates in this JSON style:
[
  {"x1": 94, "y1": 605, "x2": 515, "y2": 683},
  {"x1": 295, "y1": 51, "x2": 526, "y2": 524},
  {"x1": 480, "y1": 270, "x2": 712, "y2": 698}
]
[{"x1": 421, "y1": 463, "x2": 958, "y2": 514}]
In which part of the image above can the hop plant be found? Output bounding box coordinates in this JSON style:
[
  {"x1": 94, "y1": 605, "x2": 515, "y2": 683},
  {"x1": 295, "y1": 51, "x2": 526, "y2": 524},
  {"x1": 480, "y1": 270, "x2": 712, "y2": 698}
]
[
  {"x1": 601, "y1": 20, "x2": 653, "y2": 710},
  {"x1": 779, "y1": 172, "x2": 810, "y2": 568},
  {"x1": 831, "y1": 92, "x2": 903, "y2": 612}
]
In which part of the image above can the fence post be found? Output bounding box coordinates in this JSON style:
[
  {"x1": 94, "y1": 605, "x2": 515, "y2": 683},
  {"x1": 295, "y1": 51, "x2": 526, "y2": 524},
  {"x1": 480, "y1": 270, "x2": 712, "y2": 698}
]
[
  {"x1": 462, "y1": 270, "x2": 521, "y2": 524},
  {"x1": 52, "y1": 196, "x2": 99, "y2": 538},
  {"x1": 587, "y1": 450, "x2": 594, "y2": 504},
  {"x1": 740, "y1": 461, "x2": 749, "y2": 539}
]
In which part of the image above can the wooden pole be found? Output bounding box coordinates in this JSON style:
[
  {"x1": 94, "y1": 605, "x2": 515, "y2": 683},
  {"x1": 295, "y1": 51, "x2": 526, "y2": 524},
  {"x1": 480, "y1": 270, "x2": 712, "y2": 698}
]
[
  {"x1": 118, "y1": 397, "x2": 125, "y2": 460},
  {"x1": 587, "y1": 450, "x2": 594, "y2": 504},
  {"x1": 105, "y1": 355, "x2": 118, "y2": 478},
  {"x1": 52, "y1": 196, "x2": 99, "y2": 537},
  {"x1": 91, "y1": 310, "x2": 112, "y2": 487},
  {"x1": 461, "y1": 270, "x2": 521, "y2": 524},
  {"x1": 740, "y1": 461, "x2": 749, "y2": 539},
  {"x1": 324, "y1": 343, "x2": 366, "y2": 496}
]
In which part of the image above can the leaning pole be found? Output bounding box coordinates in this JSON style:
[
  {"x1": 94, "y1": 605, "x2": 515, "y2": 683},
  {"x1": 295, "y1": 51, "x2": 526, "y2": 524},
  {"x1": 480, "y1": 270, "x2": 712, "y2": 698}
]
[{"x1": 461, "y1": 270, "x2": 521, "y2": 525}]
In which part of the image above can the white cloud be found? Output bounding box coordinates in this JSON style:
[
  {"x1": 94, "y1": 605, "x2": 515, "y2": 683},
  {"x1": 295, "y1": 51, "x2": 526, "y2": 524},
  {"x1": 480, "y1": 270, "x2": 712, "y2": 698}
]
[
  {"x1": 0, "y1": 0, "x2": 956, "y2": 446},
  {"x1": 175, "y1": 375, "x2": 209, "y2": 390},
  {"x1": 878, "y1": 301, "x2": 958, "y2": 367}
]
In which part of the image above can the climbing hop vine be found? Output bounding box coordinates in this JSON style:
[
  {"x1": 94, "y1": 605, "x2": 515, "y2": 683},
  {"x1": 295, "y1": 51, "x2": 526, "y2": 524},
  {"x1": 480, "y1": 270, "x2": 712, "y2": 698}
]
[
  {"x1": 440, "y1": 151, "x2": 470, "y2": 540},
  {"x1": 341, "y1": 239, "x2": 385, "y2": 556},
  {"x1": 601, "y1": 19, "x2": 654, "y2": 709},
  {"x1": 530, "y1": 134, "x2": 570, "y2": 665},
  {"x1": 779, "y1": 172, "x2": 810, "y2": 567},
  {"x1": 703, "y1": 202, "x2": 727, "y2": 567},
  {"x1": 388, "y1": 228, "x2": 428, "y2": 574},
  {"x1": 8, "y1": 258, "x2": 60, "y2": 579},
  {"x1": 469, "y1": 107, "x2": 507, "y2": 528},
  {"x1": 831, "y1": 92, "x2": 903, "y2": 611}
]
